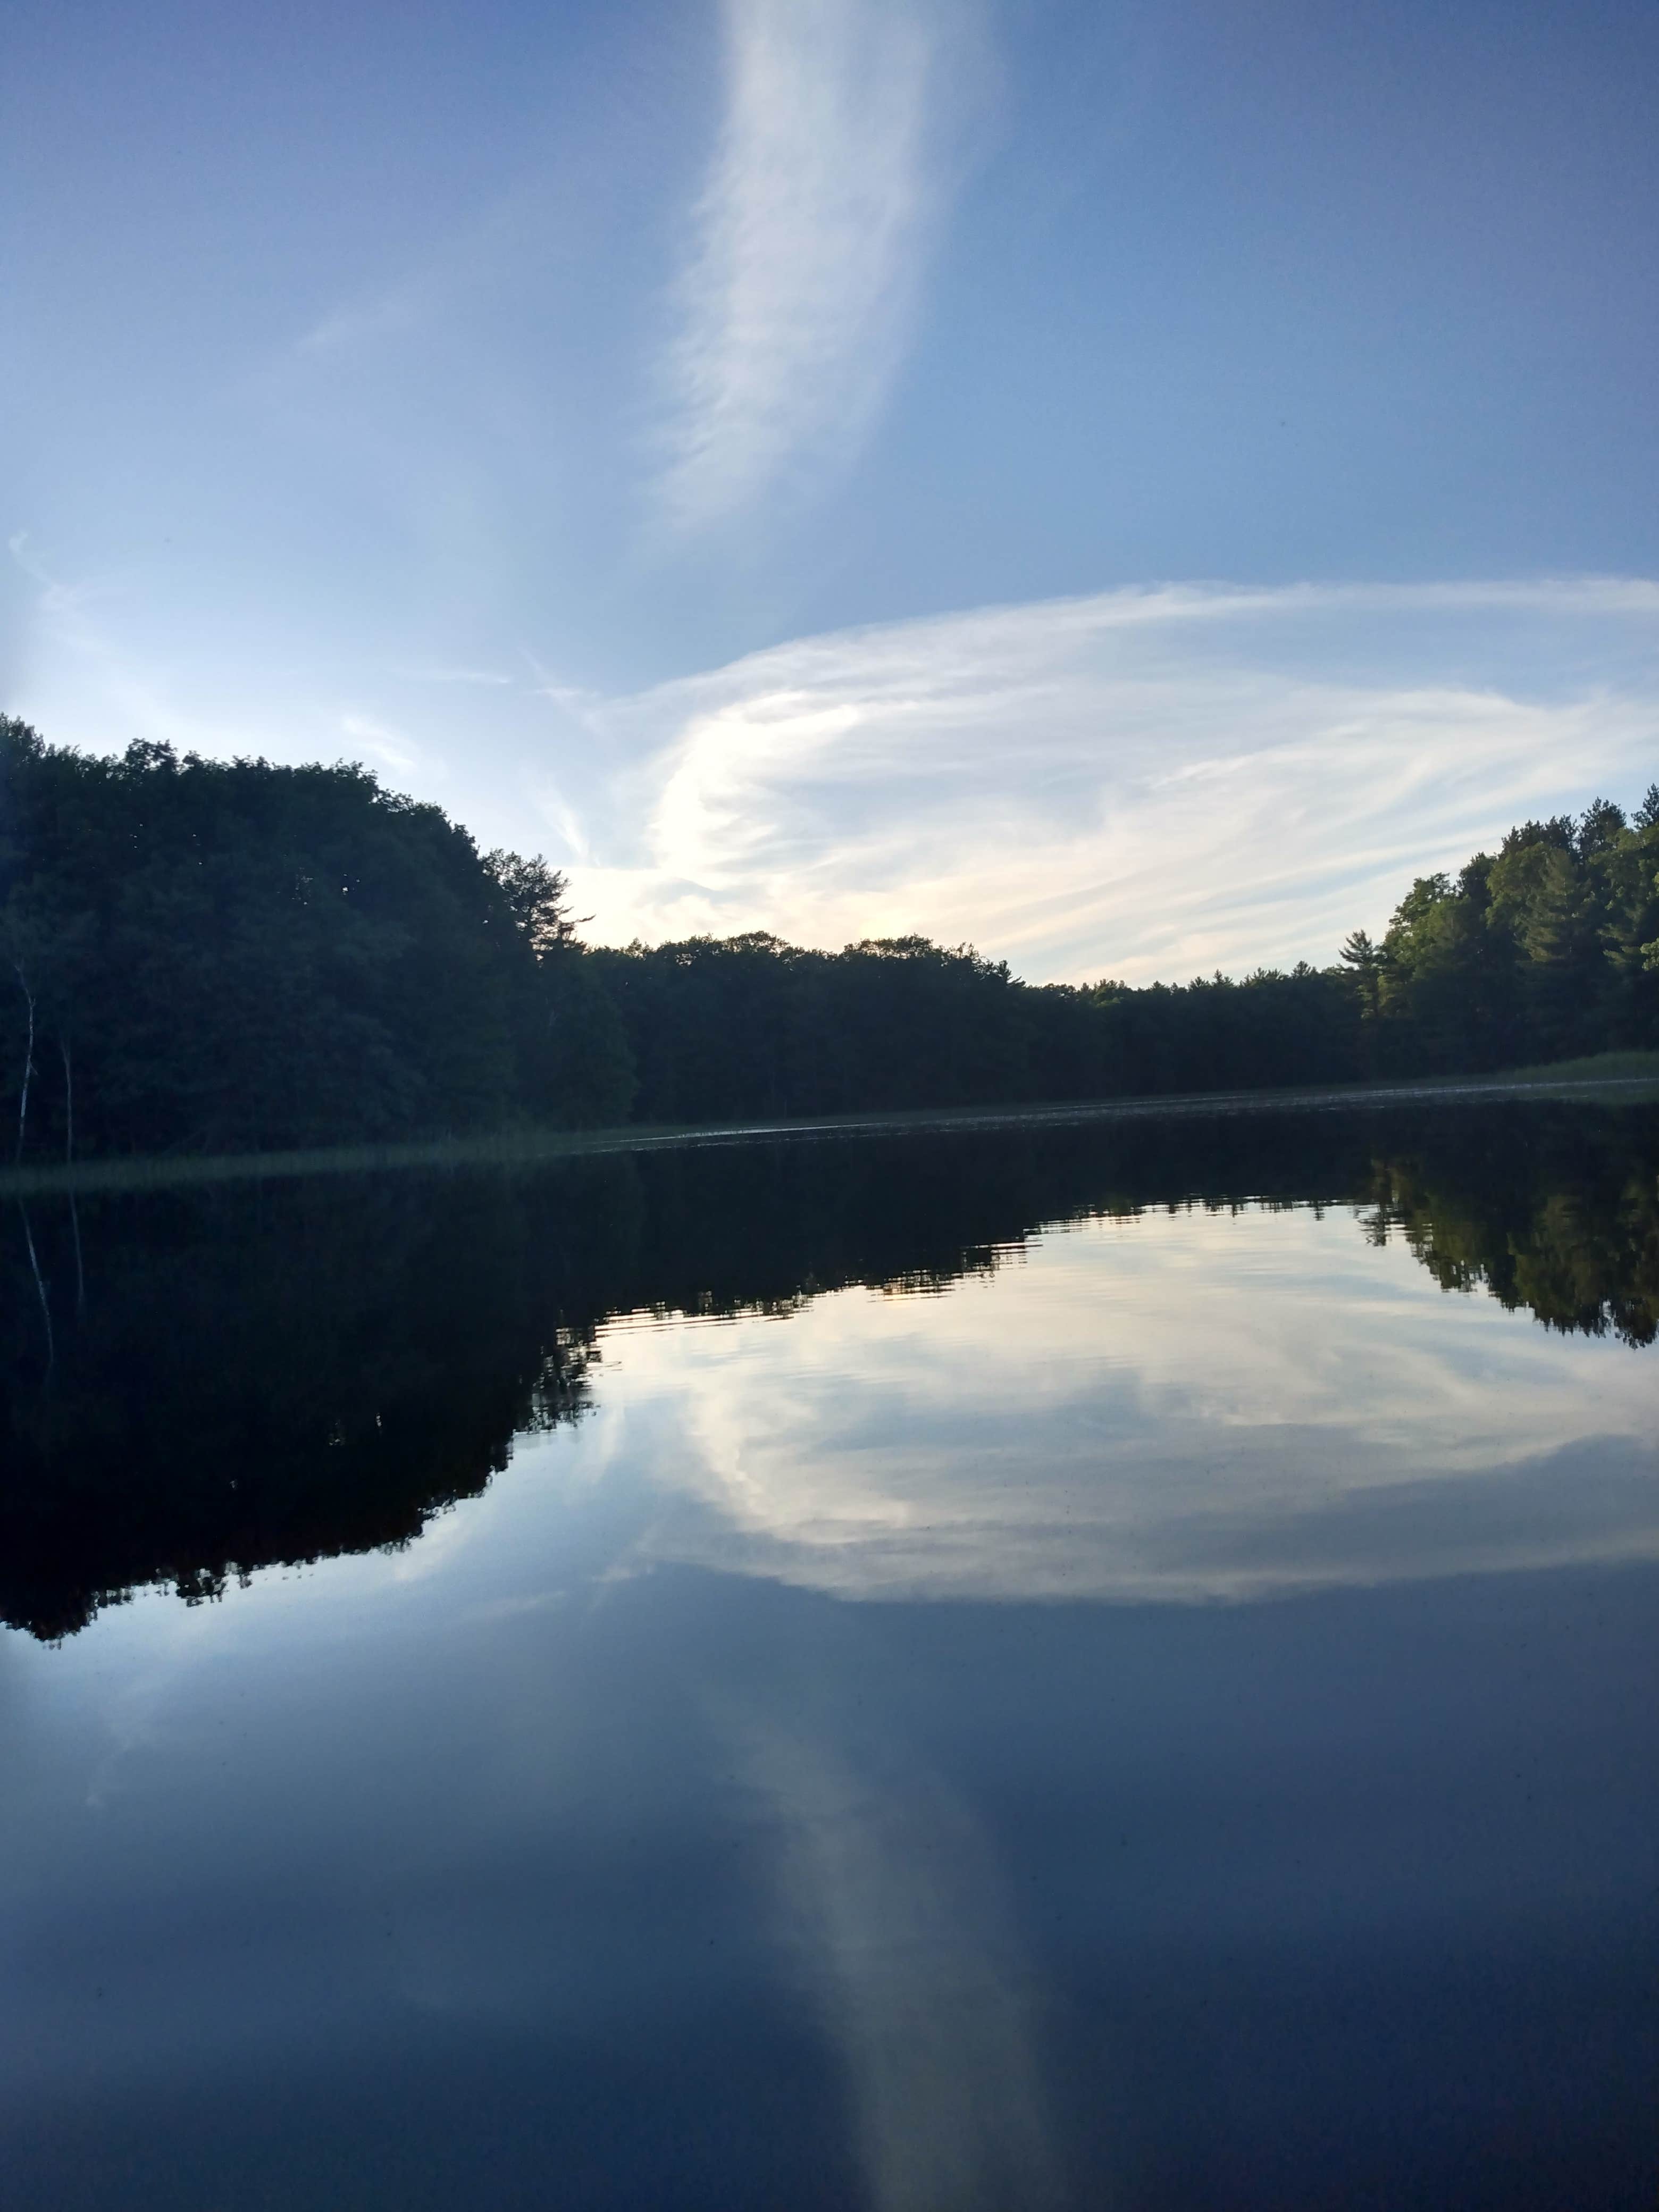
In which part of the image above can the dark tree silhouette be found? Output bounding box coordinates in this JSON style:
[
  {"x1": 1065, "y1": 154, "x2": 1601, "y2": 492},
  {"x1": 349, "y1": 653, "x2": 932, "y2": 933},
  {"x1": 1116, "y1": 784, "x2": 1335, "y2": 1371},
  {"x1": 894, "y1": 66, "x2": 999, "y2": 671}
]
[{"x1": 3, "y1": 715, "x2": 1655, "y2": 1155}]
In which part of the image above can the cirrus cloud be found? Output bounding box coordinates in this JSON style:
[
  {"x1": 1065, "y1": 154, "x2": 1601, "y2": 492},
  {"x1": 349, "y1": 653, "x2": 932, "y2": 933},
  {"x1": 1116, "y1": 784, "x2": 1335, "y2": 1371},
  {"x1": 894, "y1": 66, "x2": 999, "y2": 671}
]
[
  {"x1": 657, "y1": 0, "x2": 980, "y2": 532},
  {"x1": 562, "y1": 577, "x2": 1659, "y2": 979}
]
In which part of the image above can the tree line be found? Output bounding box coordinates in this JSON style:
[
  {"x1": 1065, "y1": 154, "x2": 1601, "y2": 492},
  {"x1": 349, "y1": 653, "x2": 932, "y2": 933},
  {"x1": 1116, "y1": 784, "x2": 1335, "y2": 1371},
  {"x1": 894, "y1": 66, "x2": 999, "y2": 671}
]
[
  {"x1": 0, "y1": 717, "x2": 632, "y2": 1154},
  {"x1": 2, "y1": 716, "x2": 1656, "y2": 1153}
]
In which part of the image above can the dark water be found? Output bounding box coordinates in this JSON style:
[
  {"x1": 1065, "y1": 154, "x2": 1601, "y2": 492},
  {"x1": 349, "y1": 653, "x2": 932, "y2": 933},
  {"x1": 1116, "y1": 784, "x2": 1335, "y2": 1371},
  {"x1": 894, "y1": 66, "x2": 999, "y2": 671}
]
[{"x1": 3, "y1": 1104, "x2": 1657, "y2": 2210}]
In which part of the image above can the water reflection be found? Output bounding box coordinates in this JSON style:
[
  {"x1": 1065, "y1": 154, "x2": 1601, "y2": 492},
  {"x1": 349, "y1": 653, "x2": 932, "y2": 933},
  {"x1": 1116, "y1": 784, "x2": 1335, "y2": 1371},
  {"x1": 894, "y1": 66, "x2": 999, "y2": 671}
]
[
  {"x1": 3, "y1": 1104, "x2": 1657, "y2": 2208},
  {"x1": 2, "y1": 1104, "x2": 1655, "y2": 1636},
  {"x1": 737, "y1": 1716, "x2": 1065, "y2": 2212},
  {"x1": 613, "y1": 1208, "x2": 1658, "y2": 1603}
]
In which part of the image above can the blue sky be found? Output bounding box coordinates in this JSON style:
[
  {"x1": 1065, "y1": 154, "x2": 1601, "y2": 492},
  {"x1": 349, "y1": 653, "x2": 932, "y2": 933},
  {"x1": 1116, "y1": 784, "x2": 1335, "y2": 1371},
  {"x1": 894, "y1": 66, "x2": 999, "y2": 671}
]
[{"x1": 5, "y1": 0, "x2": 1657, "y2": 978}]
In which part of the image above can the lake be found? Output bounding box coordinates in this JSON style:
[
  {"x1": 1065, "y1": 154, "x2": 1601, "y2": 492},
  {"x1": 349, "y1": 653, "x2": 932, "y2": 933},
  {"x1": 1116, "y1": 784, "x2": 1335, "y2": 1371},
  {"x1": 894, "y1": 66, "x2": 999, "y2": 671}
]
[{"x1": 3, "y1": 1102, "x2": 1656, "y2": 2209}]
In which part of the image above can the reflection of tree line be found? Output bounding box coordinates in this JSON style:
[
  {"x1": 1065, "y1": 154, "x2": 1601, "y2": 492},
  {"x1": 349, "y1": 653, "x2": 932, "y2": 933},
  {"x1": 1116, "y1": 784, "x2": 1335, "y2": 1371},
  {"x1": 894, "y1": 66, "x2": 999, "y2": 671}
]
[
  {"x1": 1360, "y1": 1127, "x2": 1659, "y2": 1347},
  {"x1": 4, "y1": 1103, "x2": 1655, "y2": 1639}
]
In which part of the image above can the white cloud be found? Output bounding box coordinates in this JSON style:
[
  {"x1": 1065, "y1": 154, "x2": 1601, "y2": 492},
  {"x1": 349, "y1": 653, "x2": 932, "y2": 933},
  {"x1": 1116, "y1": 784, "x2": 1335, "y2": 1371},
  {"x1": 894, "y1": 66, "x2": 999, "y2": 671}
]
[
  {"x1": 13, "y1": 548, "x2": 1657, "y2": 983},
  {"x1": 657, "y1": 0, "x2": 971, "y2": 530},
  {"x1": 562, "y1": 577, "x2": 1659, "y2": 979}
]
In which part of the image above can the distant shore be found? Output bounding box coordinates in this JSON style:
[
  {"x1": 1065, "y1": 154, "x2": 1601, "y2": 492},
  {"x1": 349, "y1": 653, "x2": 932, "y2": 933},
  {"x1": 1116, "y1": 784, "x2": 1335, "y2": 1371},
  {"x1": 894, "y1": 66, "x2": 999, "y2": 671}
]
[{"x1": 3, "y1": 1051, "x2": 1656, "y2": 1201}]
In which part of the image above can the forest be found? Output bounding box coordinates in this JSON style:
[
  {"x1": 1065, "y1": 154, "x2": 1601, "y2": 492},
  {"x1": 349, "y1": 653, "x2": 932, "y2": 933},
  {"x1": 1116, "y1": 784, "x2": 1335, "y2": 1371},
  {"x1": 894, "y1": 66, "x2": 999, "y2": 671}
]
[{"x1": 2, "y1": 715, "x2": 1657, "y2": 1156}]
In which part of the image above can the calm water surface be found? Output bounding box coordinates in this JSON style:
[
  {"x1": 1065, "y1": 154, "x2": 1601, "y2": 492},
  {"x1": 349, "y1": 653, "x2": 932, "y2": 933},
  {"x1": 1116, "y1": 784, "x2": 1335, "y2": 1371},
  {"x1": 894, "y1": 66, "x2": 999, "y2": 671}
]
[{"x1": 3, "y1": 1106, "x2": 1656, "y2": 2208}]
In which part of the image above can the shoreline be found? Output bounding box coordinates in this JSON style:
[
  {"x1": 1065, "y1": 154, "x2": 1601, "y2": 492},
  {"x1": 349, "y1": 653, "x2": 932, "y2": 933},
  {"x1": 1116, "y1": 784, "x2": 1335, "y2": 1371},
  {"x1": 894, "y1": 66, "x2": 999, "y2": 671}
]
[{"x1": 3, "y1": 1062, "x2": 1657, "y2": 1199}]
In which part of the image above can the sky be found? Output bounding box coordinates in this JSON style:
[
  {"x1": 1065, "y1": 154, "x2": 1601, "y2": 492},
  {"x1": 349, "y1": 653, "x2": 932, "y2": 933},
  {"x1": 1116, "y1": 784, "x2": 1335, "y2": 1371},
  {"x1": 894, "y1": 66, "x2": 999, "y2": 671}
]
[{"x1": 4, "y1": 0, "x2": 1657, "y2": 980}]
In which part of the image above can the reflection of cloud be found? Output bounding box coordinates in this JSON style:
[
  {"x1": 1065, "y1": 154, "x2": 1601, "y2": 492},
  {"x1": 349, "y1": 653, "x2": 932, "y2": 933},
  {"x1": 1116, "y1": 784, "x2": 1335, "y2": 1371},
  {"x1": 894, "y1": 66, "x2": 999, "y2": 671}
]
[
  {"x1": 565, "y1": 577, "x2": 1659, "y2": 979},
  {"x1": 658, "y1": 0, "x2": 968, "y2": 529},
  {"x1": 736, "y1": 1719, "x2": 1066, "y2": 2212},
  {"x1": 595, "y1": 1208, "x2": 1659, "y2": 1604}
]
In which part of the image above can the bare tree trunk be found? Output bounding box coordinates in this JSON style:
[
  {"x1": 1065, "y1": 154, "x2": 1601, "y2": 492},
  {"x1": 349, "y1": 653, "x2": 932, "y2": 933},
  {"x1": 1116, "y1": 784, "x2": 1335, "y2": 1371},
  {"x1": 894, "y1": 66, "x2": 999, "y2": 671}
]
[
  {"x1": 14, "y1": 963, "x2": 36, "y2": 1166},
  {"x1": 17, "y1": 1202, "x2": 54, "y2": 1376},
  {"x1": 61, "y1": 1037, "x2": 85, "y2": 1312},
  {"x1": 67, "y1": 1188, "x2": 86, "y2": 1316}
]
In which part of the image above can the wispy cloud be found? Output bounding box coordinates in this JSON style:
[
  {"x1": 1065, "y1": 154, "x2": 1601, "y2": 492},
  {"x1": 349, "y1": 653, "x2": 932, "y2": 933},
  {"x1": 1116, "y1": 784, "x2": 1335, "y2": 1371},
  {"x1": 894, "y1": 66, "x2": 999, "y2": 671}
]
[
  {"x1": 294, "y1": 284, "x2": 430, "y2": 363},
  {"x1": 657, "y1": 0, "x2": 970, "y2": 530},
  {"x1": 15, "y1": 544, "x2": 1657, "y2": 984},
  {"x1": 562, "y1": 577, "x2": 1659, "y2": 979},
  {"x1": 391, "y1": 664, "x2": 514, "y2": 689},
  {"x1": 6, "y1": 534, "x2": 279, "y2": 760},
  {"x1": 340, "y1": 713, "x2": 432, "y2": 777},
  {"x1": 9, "y1": 532, "x2": 106, "y2": 661}
]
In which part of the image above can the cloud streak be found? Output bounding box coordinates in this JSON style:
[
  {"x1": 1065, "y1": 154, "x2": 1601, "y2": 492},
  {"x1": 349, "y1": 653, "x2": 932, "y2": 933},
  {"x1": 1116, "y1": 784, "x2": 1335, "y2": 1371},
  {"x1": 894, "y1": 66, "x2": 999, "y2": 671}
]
[
  {"x1": 564, "y1": 577, "x2": 1659, "y2": 980},
  {"x1": 14, "y1": 549, "x2": 1656, "y2": 986},
  {"x1": 658, "y1": 0, "x2": 963, "y2": 530}
]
